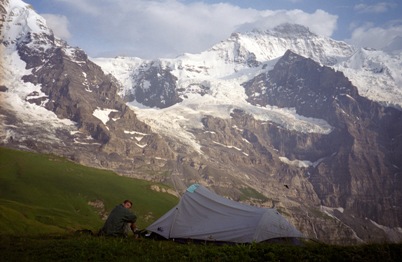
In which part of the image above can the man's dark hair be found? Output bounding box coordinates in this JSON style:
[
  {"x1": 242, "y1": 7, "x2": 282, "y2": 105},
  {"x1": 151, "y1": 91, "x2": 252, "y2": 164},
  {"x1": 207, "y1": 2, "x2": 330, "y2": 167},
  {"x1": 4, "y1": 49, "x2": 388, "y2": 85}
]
[{"x1": 123, "y1": 200, "x2": 133, "y2": 206}]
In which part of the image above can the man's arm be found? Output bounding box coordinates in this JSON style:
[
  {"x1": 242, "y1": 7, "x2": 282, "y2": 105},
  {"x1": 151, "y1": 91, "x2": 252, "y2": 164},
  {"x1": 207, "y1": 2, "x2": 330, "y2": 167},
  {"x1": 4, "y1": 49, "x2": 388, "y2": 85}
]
[
  {"x1": 123, "y1": 209, "x2": 137, "y2": 234},
  {"x1": 122, "y1": 209, "x2": 137, "y2": 223}
]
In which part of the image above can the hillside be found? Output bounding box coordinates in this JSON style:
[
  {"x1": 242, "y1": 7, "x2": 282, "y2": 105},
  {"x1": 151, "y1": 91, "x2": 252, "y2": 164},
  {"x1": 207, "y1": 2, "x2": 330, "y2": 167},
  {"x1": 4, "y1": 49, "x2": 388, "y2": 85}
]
[{"x1": 0, "y1": 146, "x2": 178, "y2": 235}]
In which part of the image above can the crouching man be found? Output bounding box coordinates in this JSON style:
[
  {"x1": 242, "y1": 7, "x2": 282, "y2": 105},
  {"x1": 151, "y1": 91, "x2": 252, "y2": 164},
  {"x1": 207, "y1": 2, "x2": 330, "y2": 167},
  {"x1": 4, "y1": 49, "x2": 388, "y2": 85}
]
[{"x1": 98, "y1": 200, "x2": 137, "y2": 237}]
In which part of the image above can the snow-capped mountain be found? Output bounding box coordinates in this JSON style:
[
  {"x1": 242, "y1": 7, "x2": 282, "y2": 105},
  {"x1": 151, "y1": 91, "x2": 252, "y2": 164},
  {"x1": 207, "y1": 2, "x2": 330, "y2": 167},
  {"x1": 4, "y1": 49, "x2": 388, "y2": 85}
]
[
  {"x1": 95, "y1": 23, "x2": 402, "y2": 110},
  {"x1": 334, "y1": 48, "x2": 402, "y2": 109},
  {"x1": 1, "y1": 0, "x2": 402, "y2": 244},
  {"x1": 94, "y1": 22, "x2": 402, "y2": 159}
]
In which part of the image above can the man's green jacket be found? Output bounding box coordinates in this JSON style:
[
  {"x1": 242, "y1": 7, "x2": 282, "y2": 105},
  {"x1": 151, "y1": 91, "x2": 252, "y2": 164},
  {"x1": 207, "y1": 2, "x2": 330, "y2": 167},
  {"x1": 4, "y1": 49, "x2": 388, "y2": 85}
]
[{"x1": 99, "y1": 204, "x2": 137, "y2": 236}]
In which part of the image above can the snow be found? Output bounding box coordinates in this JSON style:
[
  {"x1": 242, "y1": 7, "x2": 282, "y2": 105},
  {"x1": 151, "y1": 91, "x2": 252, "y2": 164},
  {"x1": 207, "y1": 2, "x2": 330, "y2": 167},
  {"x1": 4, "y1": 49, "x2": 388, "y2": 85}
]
[
  {"x1": 124, "y1": 130, "x2": 148, "y2": 142},
  {"x1": 321, "y1": 205, "x2": 345, "y2": 217},
  {"x1": 279, "y1": 156, "x2": 312, "y2": 168},
  {"x1": 123, "y1": 50, "x2": 333, "y2": 152},
  {"x1": 0, "y1": 62, "x2": 76, "y2": 143},
  {"x1": 124, "y1": 130, "x2": 148, "y2": 136},
  {"x1": 135, "y1": 143, "x2": 147, "y2": 148},
  {"x1": 92, "y1": 108, "x2": 118, "y2": 125},
  {"x1": 212, "y1": 141, "x2": 242, "y2": 151},
  {"x1": 94, "y1": 28, "x2": 367, "y2": 154},
  {"x1": 92, "y1": 56, "x2": 144, "y2": 96},
  {"x1": 334, "y1": 48, "x2": 402, "y2": 109},
  {"x1": 128, "y1": 101, "x2": 204, "y2": 154},
  {"x1": 1, "y1": 47, "x2": 75, "y2": 144},
  {"x1": 0, "y1": 0, "x2": 81, "y2": 145},
  {"x1": 371, "y1": 220, "x2": 402, "y2": 233},
  {"x1": 93, "y1": 26, "x2": 402, "y2": 155},
  {"x1": 113, "y1": 38, "x2": 336, "y2": 152}
]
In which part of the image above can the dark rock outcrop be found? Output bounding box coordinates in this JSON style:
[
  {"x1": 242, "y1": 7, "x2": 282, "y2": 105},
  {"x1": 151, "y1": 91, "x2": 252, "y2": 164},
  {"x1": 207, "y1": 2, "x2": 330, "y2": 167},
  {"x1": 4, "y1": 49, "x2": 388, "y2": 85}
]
[{"x1": 127, "y1": 60, "x2": 182, "y2": 108}]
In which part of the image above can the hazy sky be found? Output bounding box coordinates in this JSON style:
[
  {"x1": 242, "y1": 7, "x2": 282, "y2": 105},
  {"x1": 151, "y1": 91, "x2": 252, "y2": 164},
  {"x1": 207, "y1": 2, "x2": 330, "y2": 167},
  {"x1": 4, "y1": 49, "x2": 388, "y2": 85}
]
[{"x1": 24, "y1": 0, "x2": 402, "y2": 59}]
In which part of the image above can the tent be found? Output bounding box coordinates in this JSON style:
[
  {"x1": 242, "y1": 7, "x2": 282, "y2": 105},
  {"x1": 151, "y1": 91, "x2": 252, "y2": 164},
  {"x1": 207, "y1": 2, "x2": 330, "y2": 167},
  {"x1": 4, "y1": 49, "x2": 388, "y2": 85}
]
[{"x1": 146, "y1": 184, "x2": 304, "y2": 243}]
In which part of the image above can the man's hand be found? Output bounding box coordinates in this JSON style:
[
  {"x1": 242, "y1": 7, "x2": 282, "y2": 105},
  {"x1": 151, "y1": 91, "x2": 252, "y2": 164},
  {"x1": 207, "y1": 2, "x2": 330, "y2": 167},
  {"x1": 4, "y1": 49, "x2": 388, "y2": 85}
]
[
  {"x1": 130, "y1": 223, "x2": 137, "y2": 233},
  {"x1": 130, "y1": 223, "x2": 140, "y2": 239}
]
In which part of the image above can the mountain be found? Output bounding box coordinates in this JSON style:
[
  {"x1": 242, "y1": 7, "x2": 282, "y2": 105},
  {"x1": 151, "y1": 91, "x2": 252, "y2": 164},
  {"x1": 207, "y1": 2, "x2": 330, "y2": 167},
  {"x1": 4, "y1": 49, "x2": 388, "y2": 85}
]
[
  {"x1": 1, "y1": 0, "x2": 402, "y2": 244},
  {"x1": 0, "y1": 0, "x2": 173, "y2": 174}
]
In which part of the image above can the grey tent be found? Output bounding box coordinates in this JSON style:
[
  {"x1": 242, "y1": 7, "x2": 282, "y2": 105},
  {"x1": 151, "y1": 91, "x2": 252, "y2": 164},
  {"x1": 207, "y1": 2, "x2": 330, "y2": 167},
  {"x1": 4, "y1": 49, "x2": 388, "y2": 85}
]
[{"x1": 146, "y1": 184, "x2": 304, "y2": 243}]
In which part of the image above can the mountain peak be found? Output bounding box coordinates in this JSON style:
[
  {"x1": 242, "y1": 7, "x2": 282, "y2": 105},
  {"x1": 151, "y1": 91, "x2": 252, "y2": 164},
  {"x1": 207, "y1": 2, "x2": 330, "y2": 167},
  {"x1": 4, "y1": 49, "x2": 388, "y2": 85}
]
[
  {"x1": 216, "y1": 23, "x2": 353, "y2": 66},
  {"x1": 239, "y1": 23, "x2": 316, "y2": 39},
  {"x1": 269, "y1": 23, "x2": 316, "y2": 37}
]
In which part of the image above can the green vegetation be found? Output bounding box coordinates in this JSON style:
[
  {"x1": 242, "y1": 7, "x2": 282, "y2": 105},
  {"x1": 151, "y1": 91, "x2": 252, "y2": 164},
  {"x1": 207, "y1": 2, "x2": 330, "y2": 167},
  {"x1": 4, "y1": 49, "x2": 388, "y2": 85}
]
[
  {"x1": 0, "y1": 235, "x2": 401, "y2": 262},
  {"x1": 0, "y1": 146, "x2": 178, "y2": 235},
  {"x1": 1, "y1": 146, "x2": 401, "y2": 261},
  {"x1": 239, "y1": 186, "x2": 268, "y2": 202}
]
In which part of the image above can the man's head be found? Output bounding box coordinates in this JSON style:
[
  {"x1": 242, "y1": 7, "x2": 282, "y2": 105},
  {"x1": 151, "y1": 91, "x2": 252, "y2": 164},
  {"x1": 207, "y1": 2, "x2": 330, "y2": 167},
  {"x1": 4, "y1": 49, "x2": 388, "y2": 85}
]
[{"x1": 123, "y1": 200, "x2": 133, "y2": 209}]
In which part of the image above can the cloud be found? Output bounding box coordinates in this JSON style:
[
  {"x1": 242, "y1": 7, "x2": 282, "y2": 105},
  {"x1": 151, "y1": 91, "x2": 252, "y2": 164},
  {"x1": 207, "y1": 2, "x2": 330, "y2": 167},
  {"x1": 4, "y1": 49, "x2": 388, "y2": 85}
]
[
  {"x1": 236, "y1": 9, "x2": 337, "y2": 37},
  {"x1": 41, "y1": 14, "x2": 71, "y2": 40},
  {"x1": 354, "y1": 2, "x2": 396, "y2": 14},
  {"x1": 54, "y1": 0, "x2": 101, "y2": 16},
  {"x1": 347, "y1": 22, "x2": 402, "y2": 50},
  {"x1": 50, "y1": 0, "x2": 337, "y2": 58}
]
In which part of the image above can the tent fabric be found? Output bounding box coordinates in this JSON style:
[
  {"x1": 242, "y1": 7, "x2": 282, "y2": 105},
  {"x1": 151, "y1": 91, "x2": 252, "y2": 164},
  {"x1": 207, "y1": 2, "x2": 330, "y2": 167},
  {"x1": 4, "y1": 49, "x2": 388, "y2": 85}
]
[{"x1": 146, "y1": 184, "x2": 304, "y2": 243}]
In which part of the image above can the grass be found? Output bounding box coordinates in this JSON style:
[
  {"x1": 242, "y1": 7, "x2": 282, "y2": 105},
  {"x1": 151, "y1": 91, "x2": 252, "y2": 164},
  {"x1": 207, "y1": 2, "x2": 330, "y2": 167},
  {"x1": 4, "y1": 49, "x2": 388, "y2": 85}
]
[
  {"x1": 239, "y1": 186, "x2": 268, "y2": 202},
  {"x1": 0, "y1": 234, "x2": 401, "y2": 262},
  {"x1": 0, "y1": 146, "x2": 178, "y2": 235}
]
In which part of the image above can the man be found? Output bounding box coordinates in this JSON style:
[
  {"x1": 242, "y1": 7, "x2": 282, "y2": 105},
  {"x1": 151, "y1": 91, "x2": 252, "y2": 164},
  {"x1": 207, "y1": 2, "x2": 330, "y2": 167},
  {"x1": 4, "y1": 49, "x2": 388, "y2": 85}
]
[{"x1": 98, "y1": 200, "x2": 137, "y2": 237}]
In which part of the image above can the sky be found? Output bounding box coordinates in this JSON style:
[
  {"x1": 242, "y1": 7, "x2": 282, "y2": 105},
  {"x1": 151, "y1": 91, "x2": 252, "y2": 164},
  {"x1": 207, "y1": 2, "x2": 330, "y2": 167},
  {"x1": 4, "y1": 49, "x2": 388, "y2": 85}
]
[{"x1": 23, "y1": 0, "x2": 402, "y2": 59}]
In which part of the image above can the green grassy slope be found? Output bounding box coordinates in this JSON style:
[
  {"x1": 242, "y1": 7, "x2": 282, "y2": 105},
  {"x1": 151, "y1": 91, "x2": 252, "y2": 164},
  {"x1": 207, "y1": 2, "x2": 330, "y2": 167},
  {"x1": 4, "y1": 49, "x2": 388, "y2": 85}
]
[{"x1": 0, "y1": 146, "x2": 178, "y2": 235}]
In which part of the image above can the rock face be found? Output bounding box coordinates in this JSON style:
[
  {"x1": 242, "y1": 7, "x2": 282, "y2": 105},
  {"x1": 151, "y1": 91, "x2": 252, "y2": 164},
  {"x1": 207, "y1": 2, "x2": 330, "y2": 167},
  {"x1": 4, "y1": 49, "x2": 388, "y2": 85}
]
[
  {"x1": 243, "y1": 50, "x2": 402, "y2": 229},
  {"x1": 1, "y1": 0, "x2": 402, "y2": 244},
  {"x1": 128, "y1": 60, "x2": 182, "y2": 108}
]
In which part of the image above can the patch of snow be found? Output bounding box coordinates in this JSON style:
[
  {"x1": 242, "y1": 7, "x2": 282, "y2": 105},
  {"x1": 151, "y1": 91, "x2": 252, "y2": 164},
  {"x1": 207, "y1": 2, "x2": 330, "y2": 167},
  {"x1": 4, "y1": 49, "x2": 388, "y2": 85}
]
[
  {"x1": 370, "y1": 220, "x2": 402, "y2": 241},
  {"x1": 370, "y1": 220, "x2": 402, "y2": 233},
  {"x1": 242, "y1": 138, "x2": 251, "y2": 144},
  {"x1": 135, "y1": 143, "x2": 147, "y2": 148},
  {"x1": 124, "y1": 130, "x2": 148, "y2": 136},
  {"x1": 212, "y1": 141, "x2": 242, "y2": 151},
  {"x1": 321, "y1": 206, "x2": 345, "y2": 216},
  {"x1": 279, "y1": 156, "x2": 312, "y2": 168},
  {"x1": 92, "y1": 56, "x2": 144, "y2": 96},
  {"x1": 128, "y1": 100, "x2": 203, "y2": 154},
  {"x1": 92, "y1": 108, "x2": 118, "y2": 125}
]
